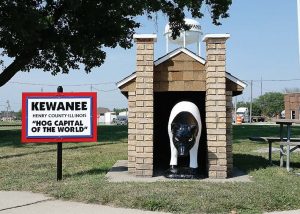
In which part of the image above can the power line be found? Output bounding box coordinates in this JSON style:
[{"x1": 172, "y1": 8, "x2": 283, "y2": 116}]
[
  {"x1": 91, "y1": 86, "x2": 119, "y2": 92},
  {"x1": 8, "y1": 81, "x2": 116, "y2": 86},
  {"x1": 243, "y1": 78, "x2": 300, "y2": 82},
  {"x1": 9, "y1": 78, "x2": 300, "y2": 87},
  {"x1": 6, "y1": 81, "x2": 119, "y2": 93}
]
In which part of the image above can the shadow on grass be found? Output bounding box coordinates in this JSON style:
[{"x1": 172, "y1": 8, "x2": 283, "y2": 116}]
[
  {"x1": 64, "y1": 167, "x2": 110, "y2": 178},
  {"x1": 0, "y1": 129, "x2": 22, "y2": 147},
  {"x1": 0, "y1": 142, "x2": 126, "y2": 160},
  {"x1": 233, "y1": 153, "x2": 270, "y2": 173},
  {"x1": 270, "y1": 160, "x2": 300, "y2": 169},
  {"x1": 97, "y1": 125, "x2": 128, "y2": 142},
  {"x1": 0, "y1": 125, "x2": 128, "y2": 148}
]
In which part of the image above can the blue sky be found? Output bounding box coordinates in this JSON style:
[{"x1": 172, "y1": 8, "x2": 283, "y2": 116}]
[{"x1": 0, "y1": 0, "x2": 299, "y2": 111}]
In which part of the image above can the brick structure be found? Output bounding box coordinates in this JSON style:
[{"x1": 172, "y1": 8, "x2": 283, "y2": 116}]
[
  {"x1": 117, "y1": 34, "x2": 245, "y2": 179},
  {"x1": 127, "y1": 34, "x2": 157, "y2": 176},
  {"x1": 284, "y1": 93, "x2": 300, "y2": 119},
  {"x1": 203, "y1": 34, "x2": 232, "y2": 178}
]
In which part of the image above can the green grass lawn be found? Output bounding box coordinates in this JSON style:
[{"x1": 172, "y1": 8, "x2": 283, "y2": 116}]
[
  {"x1": 0, "y1": 120, "x2": 21, "y2": 126},
  {"x1": 1, "y1": 124, "x2": 300, "y2": 213}
]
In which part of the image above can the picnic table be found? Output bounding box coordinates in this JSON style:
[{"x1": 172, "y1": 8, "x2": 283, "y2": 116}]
[{"x1": 249, "y1": 119, "x2": 300, "y2": 172}]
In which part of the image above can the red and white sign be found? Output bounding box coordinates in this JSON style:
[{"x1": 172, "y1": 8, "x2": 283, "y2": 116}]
[{"x1": 22, "y1": 92, "x2": 97, "y2": 143}]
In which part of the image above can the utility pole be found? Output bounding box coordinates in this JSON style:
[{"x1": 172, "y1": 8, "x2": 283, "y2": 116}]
[
  {"x1": 90, "y1": 84, "x2": 92, "y2": 92},
  {"x1": 6, "y1": 100, "x2": 11, "y2": 121},
  {"x1": 297, "y1": 0, "x2": 300, "y2": 63},
  {"x1": 250, "y1": 80, "x2": 253, "y2": 123}
]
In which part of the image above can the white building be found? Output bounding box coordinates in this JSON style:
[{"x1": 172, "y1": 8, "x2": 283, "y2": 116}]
[
  {"x1": 97, "y1": 107, "x2": 110, "y2": 124},
  {"x1": 118, "y1": 111, "x2": 128, "y2": 117},
  {"x1": 104, "y1": 112, "x2": 117, "y2": 124}
]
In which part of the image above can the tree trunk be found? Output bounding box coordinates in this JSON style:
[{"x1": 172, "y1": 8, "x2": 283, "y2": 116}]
[{"x1": 0, "y1": 54, "x2": 34, "y2": 87}]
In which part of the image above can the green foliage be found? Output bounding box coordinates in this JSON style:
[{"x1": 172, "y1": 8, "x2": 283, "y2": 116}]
[
  {"x1": 236, "y1": 101, "x2": 261, "y2": 116},
  {"x1": 251, "y1": 101, "x2": 262, "y2": 116},
  {"x1": 236, "y1": 101, "x2": 249, "y2": 109},
  {"x1": 236, "y1": 92, "x2": 283, "y2": 117},
  {"x1": 0, "y1": 0, "x2": 232, "y2": 86},
  {"x1": 113, "y1": 108, "x2": 127, "y2": 115},
  {"x1": 16, "y1": 109, "x2": 22, "y2": 120},
  {"x1": 254, "y1": 92, "x2": 284, "y2": 117}
]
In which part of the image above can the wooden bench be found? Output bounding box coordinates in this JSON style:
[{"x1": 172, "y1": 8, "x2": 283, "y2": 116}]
[{"x1": 249, "y1": 137, "x2": 300, "y2": 167}]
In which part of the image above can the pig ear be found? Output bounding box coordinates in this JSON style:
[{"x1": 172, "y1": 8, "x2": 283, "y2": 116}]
[
  {"x1": 171, "y1": 123, "x2": 180, "y2": 132},
  {"x1": 190, "y1": 125, "x2": 198, "y2": 135}
]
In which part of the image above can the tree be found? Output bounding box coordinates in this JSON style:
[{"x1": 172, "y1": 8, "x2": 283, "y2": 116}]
[
  {"x1": 0, "y1": 0, "x2": 232, "y2": 87},
  {"x1": 251, "y1": 102, "x2": 262, "y2": 116},
  {"x1": 16, "y1": 109, "x2": 22, "y2": 120},
  {"x1": 254, "y1": 92, "x2": 284, "y2": 117},
  {"x1": 236, "y1": 101, "x2": 250, "y2": 109},
  {"x1": 113, "y1": 107, "x2": 128, "y2": 115},
  {"x1": 236, "y1": 101, "x2": 261, "y2": 117}
]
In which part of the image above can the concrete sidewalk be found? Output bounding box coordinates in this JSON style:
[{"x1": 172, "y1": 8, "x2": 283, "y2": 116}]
[
  {"x1": 1, "y1": 191, "x2": 300, "y2": 214},
  {"x1": 105, "y1": 160, "x2": 252, "y2": 183},
  {"x1": 265, "y1": 211, "x2": 300, "y2": 214},
  {"x1": 0, "y1": 191, "x2": 169, "y2": 214}
]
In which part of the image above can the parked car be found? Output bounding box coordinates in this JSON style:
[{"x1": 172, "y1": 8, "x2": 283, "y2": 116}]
[
  {"x1": 114, "y1": 116, "x2": 128, "y2": 125},
  {"x1": 251, "y1": 116, "x2": 265, "y2": 122}
]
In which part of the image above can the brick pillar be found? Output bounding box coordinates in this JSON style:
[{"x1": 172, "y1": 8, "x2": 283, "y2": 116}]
[
  {"x1": 226, "y1": 91, "x2": 233, "y2": 177},
  {"x1": 128, "y1": 91, "x2": 136, "y2": 174},
  {"x1": 203, "y1": 34, "x2": 231, "y2": 179},
  {"x1": 132, "y1": 34, "x2": 157, "y2": 177}
]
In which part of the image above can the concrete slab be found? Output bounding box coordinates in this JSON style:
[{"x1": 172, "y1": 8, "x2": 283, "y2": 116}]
[
  {"x1": 264, "y1": 210, "x2": 300, "y2": 214},
  {"x1": 105, "y1": 160, "x2": 167, "y2": 182},
  {"x1": 105, "y1": 160, "x2": 252, "y2": 183},
  {"x1": 0, "y1": 191, "x2": 51, "y2": 211},
  {"x1": 1, "y1": 200, "x2": 170, "y2": 214},
  {"x1": 0, "y1": 191, "x2": 169, "y2": 214},
  {"x1": 1, "y1": 191, "x2": 298, "y2": 214}
]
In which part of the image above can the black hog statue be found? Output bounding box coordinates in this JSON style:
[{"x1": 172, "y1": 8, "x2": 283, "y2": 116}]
[{"x1": 165, "y1": 101, "x2": 202, "y2": 179}]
